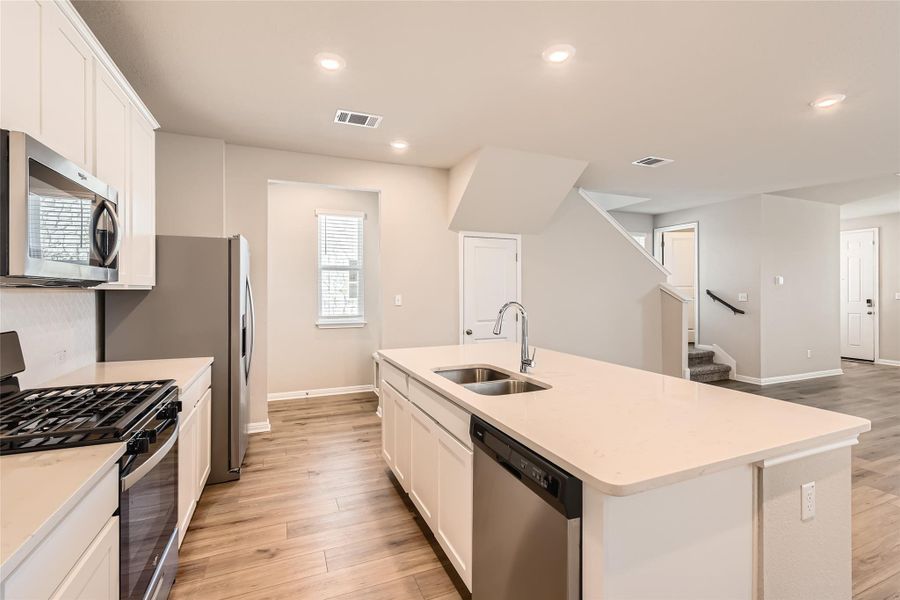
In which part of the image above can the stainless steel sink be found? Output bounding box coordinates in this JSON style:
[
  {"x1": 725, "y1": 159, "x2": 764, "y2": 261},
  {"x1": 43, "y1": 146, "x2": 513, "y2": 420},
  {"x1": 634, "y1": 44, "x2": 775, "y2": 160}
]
[
  {"x1": 463, "y1": 379, "x2": 550, "y2": 396},
  {"x1": 434, "y1": 367, "x2": 510, "y2": 385}
]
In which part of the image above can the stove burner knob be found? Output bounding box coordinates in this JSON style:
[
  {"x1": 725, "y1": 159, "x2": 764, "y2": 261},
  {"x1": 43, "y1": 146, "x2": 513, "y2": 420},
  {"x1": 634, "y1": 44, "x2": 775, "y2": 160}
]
[
  {"x1": 144, "y1": 429, "x2": 158, "y2": 444},
  {"x1": 128, "y1": 433, "x2": 151, "y2": 455}
]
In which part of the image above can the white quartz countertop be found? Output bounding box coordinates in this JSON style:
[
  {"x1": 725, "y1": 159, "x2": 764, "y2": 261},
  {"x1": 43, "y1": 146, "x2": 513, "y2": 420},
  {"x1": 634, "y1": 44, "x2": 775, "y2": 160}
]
[
  {"x1": 45, "y1": 356, "x2": 213, "y2": 392},
  {"x1": 0, "y1": 443, "x2": 125, "y2": 574},
  {"x1": 378, "y1": 343, "x2": 871, "y2": 496},
  {"x1": 1, "y1": 357, "x2": 212, "y2": 574}
]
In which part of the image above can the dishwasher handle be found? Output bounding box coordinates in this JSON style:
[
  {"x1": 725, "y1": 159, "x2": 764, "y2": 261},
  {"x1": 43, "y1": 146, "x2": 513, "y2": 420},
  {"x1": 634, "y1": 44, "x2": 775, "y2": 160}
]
[{"x1": 471, "y1": 416, "x2": 582, "y2": 519}]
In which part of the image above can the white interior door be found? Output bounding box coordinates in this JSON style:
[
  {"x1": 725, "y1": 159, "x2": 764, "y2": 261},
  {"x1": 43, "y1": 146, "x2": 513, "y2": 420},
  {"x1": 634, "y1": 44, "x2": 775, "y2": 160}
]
[
  {"x1": 662, "y1": 230, "x2": 697, "y2": 343},
  {"x1": 462, "y1": 235, "x2": 519, "y2": 343},
  {"x1": 840, "y1": 229, "x2": 876, "y2": 361}
]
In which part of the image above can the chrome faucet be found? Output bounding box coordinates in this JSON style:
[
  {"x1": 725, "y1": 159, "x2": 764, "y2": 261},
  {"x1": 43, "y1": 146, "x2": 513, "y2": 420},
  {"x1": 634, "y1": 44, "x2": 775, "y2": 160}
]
[{"x1": 493, "y1": 301, "x2": 535, "y2": 373}]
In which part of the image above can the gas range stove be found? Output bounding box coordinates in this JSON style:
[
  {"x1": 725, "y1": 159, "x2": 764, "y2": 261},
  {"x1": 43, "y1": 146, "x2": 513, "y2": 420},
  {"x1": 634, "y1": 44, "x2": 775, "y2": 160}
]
[{"x1": 0, "y1": 380, "x2": 179, "y2": 455}]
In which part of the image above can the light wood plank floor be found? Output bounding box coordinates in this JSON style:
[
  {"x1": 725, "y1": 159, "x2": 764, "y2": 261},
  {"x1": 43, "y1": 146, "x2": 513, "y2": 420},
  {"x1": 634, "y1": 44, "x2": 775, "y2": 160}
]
[
  {"x1": 170, "y1": 392, "x2": 465, "y2": 600},
  {"x1": 714, "y1": 360, "x2": 900, "y2": 600}
]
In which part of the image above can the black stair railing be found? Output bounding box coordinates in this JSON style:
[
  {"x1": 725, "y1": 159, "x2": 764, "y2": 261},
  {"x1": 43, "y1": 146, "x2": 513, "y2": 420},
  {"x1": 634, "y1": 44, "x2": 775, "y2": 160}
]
[{"x1": 706, "y1": 289, "x2": 745, "y2": 315}]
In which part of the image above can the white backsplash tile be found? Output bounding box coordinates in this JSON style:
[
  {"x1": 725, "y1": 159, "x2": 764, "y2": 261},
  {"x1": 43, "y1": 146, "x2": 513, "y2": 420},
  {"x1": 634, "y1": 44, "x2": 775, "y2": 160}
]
[{"x1": 0, "y1": 289, "x2": 98, "y2": 388}]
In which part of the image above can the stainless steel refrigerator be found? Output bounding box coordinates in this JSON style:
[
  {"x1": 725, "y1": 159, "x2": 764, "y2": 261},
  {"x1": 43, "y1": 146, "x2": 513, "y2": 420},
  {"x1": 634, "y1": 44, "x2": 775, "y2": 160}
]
[{"x1": 104, "y1": 235, "x2": 254, "y2": 483}]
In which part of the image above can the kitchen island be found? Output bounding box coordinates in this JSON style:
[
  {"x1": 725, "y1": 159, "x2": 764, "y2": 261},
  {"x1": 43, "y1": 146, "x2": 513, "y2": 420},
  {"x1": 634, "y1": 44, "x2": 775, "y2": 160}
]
[{"x1": 377, "y1": 342, "x2": 870, "y2": 600}]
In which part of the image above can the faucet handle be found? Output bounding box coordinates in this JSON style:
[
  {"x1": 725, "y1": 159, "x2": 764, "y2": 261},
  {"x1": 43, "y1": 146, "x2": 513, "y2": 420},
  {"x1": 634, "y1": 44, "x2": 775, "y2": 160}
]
[{"x1": 528, "y1": 347, "x2": 537, "y2": 367}]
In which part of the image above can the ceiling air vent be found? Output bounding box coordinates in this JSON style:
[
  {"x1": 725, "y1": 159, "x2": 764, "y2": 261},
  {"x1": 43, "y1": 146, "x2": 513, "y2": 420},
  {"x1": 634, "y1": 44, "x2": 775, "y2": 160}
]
[
  {"x1": 334, "y1": 109, "x2": 382, "y2": 128},
  {"x1": 632, "y1": 156, "x2": 674, "y2": 167}
]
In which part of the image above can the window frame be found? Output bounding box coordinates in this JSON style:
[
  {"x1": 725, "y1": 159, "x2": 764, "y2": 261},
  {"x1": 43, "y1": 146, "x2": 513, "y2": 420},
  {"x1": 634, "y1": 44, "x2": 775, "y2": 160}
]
[{"x1": 315, "y1": 209, "x2": 367, "y2": 328}]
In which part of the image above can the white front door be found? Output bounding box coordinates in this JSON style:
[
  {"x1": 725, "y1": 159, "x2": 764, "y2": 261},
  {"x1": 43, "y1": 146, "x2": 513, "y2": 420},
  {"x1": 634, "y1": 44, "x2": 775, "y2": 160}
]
[
  {"x1": 462, "y1": 235, "x2": 519, "y2": 343},
  {"x1": 662, "y1": 230, "x2": 697, "y2": 343},
  {"x1": 840, "y1": 229, "x2": 876, "y2": 361}
]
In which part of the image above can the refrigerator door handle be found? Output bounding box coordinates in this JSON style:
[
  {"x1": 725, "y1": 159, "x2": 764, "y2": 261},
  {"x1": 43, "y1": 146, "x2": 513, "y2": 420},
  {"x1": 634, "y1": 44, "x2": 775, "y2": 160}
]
[{"x1": 245, "y1": 276, "x2": 256, "y2": 378}]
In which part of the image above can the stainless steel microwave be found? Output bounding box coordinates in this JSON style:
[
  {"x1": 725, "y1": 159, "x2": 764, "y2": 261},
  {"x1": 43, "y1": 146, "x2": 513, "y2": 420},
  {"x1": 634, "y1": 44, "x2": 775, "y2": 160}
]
[{"x1": 1, "y1": 130, "x2": 121, "y2": 286}]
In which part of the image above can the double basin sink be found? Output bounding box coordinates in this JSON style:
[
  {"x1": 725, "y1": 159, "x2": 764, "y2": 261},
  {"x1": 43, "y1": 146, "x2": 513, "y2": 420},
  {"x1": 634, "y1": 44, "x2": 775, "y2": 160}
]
[{"x1": 433, "y1": 366, "x2": 550, "y2": 396}]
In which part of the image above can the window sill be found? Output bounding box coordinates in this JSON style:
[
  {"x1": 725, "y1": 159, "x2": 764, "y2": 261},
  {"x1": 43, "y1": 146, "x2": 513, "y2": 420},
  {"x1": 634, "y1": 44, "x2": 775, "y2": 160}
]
[{"x1": 316, "y1": 320, "x2": 367, "y2": 329}]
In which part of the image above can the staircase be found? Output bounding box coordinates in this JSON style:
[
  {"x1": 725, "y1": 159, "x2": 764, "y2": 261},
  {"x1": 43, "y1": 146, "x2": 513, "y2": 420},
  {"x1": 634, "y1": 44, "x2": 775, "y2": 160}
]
[{"x1": 688, "y1": 344, "x2": 732, "y2": 383}]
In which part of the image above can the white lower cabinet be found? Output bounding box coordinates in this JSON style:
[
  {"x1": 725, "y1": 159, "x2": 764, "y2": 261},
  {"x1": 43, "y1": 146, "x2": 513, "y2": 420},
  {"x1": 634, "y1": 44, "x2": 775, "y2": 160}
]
[
  {"x1": 177, "y1": 400, "x2": 198, "y2": 545},
  {"x1": 393, "y1": 390, "x2": 411, "y2": 493},
  {"x1": 381, "y1": 382, "x2": 396, "y2": 466},
  {"x1": 436, "y1": 426, "x2": 474, "y2": 588},
  {"x1": 49, "y1": 516, "x2": 118, "y2": 600},
  {"x1": 177, "y1": 373, "x2": 212, "y2": 546},
  {"x1": 1, "y1": 466, "x2": 118, "y2": 600},
  {"x1": 380, "y1": 370, "x2": 473, "y2": 591},
  {"x1": 409, "y1": 402, "x2": 439, "y2": 526}
]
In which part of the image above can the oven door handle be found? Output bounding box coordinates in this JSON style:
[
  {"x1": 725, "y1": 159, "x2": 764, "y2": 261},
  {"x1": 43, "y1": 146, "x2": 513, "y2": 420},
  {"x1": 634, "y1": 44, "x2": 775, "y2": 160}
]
[{"x1": 121, "y1": 422, "x2": 178, "y2": 492}]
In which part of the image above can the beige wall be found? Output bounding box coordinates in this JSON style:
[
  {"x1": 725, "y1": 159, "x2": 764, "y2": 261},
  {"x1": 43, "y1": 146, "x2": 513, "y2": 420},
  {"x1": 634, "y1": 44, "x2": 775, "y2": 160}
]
[
  {"x1": 655, "y1": 195, "x2": 844, "y2": 380},
  {"x1": 655, "y1": 196, "x2": 764, "y2": 378},
  {"x1": 609, "y1": 211, "x2": 654, "y2": 253},
  {"x1": 760, "y1": 447, "x2": 852, "y2": 600},
  {"x1": 0, "y1": 289, "x2": 98, "y2": 387},
  {"x1": 267, "y1": 183, "x2": 381, "y2": 394},
  {"x1": 760, "y1": 195, "x2": 841, "y2": 377},
  {"x1": 841, "y1": 212, "x2": 900, "y2": 362},
  {"x1": 223, "y1": 143, "x2": 456, "y2": 424},
  {"x1": 155, "y1": 132, "x2": 225, "y2": 237},
  {"x1": 523, "y1": 191, "x2": 666, "y2": 372}
]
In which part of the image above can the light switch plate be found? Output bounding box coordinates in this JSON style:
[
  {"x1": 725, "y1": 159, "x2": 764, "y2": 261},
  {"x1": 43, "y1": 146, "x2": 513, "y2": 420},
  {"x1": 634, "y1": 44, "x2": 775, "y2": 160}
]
[
  {"x1": 895, "y1": 292, "x2": 900, "y2": 301},
  {"x1": 774, "y1": 276, "x2": 784, "y2": 285},
  {"x1": 394, "y1": 294, "x2": 402, "y2": 307},
  {"x1": 738, "y1": 292, "x2": 748, "y2": 302}
]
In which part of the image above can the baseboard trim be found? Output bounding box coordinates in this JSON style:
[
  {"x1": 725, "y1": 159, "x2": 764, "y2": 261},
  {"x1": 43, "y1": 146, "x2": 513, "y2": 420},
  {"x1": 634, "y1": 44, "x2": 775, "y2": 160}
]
[
  {"x1": 875, "y1": 359, "x2": 900, "y2": 367},
  {"x1": 733, "y1": 369, "x2": 844, "y2": 386},
  {"x1": 248, "y1": 420, "x2": 271, "y2": 434},
  {"x1": 268, "y1": 384, "x2": 375, "y2": 402}
]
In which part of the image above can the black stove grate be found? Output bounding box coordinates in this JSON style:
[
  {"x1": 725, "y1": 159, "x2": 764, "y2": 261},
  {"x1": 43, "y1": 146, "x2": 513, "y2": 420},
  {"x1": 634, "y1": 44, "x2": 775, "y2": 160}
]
[{"x1": 0, "y1": 380, "x2": 177, "y2": 455}]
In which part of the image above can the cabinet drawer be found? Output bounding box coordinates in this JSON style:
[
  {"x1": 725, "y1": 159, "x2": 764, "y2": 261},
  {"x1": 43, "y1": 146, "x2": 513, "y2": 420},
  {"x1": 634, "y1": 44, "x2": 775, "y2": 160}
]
[
  {"x1": 1, "y1": 465, "x2": 118, "y2": 600},
  {"x1": 381, "y1": 361, "x2": 408, "y2": 397},
  {"x1": 409, "y1": 380, "x2": 472, "y2": 450},
  {"x1": 181, "y1": 367, "x2": 211, "y2": 414}
]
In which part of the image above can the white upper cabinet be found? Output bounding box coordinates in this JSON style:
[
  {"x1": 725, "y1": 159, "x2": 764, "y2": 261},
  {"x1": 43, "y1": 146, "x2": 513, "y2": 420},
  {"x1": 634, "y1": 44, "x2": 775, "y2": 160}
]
[
  {"x1": 40, "y1": 2, "x2": 93, "y2": 169},
  {"x1": 125, "y1": 108, "x2": 156, "y2": 287},
  {"x1": 1, "y1": 0, "x2": 159, "y2": 288},
  {"x1": 0, "y1": 0, "x2": 41, "y2": 133}
]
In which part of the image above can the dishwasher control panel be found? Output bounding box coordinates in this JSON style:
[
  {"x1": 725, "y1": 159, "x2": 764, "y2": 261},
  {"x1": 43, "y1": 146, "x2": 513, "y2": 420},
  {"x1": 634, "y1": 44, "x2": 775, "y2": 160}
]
[{"x1": 471, "y1": 417, "x2": 581, "y2": 517}]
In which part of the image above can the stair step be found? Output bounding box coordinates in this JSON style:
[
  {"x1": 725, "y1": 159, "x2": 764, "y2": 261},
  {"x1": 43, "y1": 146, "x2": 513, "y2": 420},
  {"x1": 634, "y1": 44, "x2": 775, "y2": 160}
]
[
  {"x1": 688, "y1": 349, "x2": 715, "y2": 367},
  {"x1": 689, "y1": 362, "x2": 732, "y2": 383}
]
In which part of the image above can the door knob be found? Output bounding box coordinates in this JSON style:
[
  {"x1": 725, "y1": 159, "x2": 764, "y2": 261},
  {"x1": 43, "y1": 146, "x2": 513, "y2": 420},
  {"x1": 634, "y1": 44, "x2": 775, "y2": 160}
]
[
  {"x1": 465, "y1": 329, "x2": 473, "y2": 335},
  {"x1": 867, "y1": 311, "x2": 874, "y2": 315}
]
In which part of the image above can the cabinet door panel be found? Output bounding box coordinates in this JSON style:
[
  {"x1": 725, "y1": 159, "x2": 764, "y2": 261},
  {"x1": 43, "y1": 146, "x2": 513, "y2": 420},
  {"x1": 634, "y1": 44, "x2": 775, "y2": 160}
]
[
  {"x1": 436, "y1": 426, "x2": 473, "y2": 589},
  {"x1": 177, "y1": 406, "x2": 198, "y2": 546},
  {"x1": 128, "y1": 110, "x2": 156, "y2": 286},
  {"x1": 394, "y1": 391, "x2": 411, "y2": 492},
  {"x1": 381, "y1": 381, "x2": 396, "y2": 467},
  {"x1": 197, "y1": 388, "x2": 212, "y2": 496},
  {"x1": 0, "y1": 0, "x2": 41, "y2": 133},
  {"x1": 40, "y1": 3, "x2": 92, "y2": 168},
  {"x1": 49, "y1": 516, "x2": 118, "y2": 600},
  {"x1": 409, "y1": 402, "x2": 438, "y2": 527}
]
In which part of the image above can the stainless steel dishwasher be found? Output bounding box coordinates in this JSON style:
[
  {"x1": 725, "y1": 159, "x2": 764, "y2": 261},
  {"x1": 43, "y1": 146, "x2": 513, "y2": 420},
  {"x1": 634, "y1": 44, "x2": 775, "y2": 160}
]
[{"x1": 471, "y1": 416, "x2": 583, "y2": 600}]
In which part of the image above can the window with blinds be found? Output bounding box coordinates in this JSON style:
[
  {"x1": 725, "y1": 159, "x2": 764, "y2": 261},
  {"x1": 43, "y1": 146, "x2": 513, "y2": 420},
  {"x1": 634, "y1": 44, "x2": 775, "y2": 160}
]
[{"x1": 316, "y1": 210, "x2": 365, "y2": 326}]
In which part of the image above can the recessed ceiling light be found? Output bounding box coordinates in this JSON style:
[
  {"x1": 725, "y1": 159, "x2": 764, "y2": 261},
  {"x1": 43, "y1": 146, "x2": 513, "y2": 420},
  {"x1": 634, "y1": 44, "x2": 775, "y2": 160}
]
[
  {"x1": 315, "y1": 53, "x2": 345, "y2": 72},
  {"x1": 542, "y1": 44, "x2": 576, "y2": 64},
  {"x1": 390, "y1": 140, "x2": 409, "y2": 150},
  {"x1": 809, "y1": 94, "x2": 846, "y2": 109}
]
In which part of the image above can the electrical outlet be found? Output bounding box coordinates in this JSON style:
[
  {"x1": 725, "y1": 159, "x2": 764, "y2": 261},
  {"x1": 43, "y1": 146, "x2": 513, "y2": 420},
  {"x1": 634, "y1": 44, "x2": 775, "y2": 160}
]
[
  {"x1": 54, "y1": 350, "x2": 67, "y2": 364},
  {"x1": 737, "y1": 292, "x2": 748, "y2": 302},
  {"x1": 394, "y1": 294, "x2": 402, "y2": 307},
  {"x1": 801, "y1": 481, "x2": 816, "y2": 521}
]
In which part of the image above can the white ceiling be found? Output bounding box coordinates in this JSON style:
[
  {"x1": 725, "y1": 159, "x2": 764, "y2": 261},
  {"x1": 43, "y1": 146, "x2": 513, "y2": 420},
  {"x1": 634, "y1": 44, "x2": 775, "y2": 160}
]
[
  {"x1": 773, "y1": 174, "x2": 900, "y2": 219},
  {"x1": 74, "y1": 1, "x2": 900, "y2": 214}
]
